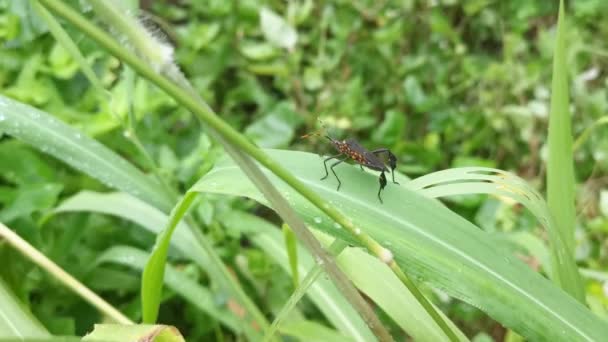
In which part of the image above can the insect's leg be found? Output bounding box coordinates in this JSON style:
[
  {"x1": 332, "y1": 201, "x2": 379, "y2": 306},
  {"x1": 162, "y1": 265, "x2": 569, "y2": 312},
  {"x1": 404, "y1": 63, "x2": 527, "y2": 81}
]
[
  {"x1": 377, "y1": 171, "x2": 387, "y2": 203},
  {"x1": 371, "y1": 148, "x2": 399, "y2": 184},
  {"x1": 329, "y1": 157, "x2": 347, "y2": 190},
  {"x1": 360, "y1": 165, "x2": 364, "y2": 171},
  {"x1": 321, "y1": 154, "x2": 342, "y2": 180}
]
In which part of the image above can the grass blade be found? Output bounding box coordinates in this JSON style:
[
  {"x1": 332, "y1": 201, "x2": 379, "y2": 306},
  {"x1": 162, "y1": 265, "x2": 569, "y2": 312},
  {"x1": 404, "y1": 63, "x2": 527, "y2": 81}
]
[
  {"x1": 141, "y1": 193, "x2": 197, "y2": 323},
  {"x1": 407, "y1": 167, "x2": 581, "y2": 289},
  {"x1": 546, "y1": 0, "x2": 585, "y2": 302},
  {"x1": 0, "y1": 95, "x2": 172, "y2": 212}
]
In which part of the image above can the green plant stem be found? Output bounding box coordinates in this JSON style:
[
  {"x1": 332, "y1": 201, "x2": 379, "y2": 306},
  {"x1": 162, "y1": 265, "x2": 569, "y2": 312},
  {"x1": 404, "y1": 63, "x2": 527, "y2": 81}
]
[
  {"x1": 0, "y1": 222, "x2": 133, "y2": 325},
  {"x1": 37, "y1": 1, "x2": 458, "y2": 340}
]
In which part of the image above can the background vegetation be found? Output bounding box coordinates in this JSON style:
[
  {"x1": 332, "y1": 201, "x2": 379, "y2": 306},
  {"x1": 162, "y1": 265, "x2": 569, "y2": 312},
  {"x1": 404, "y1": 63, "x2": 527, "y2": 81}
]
[{"x1": 0, "y1": 0, "x2": 607, "y2": 341}]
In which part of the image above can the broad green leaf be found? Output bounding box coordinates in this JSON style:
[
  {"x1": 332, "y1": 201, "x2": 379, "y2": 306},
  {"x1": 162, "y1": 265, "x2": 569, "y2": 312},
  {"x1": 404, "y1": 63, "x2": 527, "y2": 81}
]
[
  {"x1": 546, "y1": 0, "x2": 585, "y2": 302},
  {"x1": 82, "y1": 324, "x2": 184, "y2": 342},
  {"x1": 0, "y1": 278, "x2": 49, "y2": 338},
  {"x1": 0, "y1": 95, "x2": 172, "y2": 212},
  {"x1": 192, "y1": 149, "x2": 608, "y2": 341},
  {"x1": 406, "y1": 167, "x2": 581, "y2": 292}
]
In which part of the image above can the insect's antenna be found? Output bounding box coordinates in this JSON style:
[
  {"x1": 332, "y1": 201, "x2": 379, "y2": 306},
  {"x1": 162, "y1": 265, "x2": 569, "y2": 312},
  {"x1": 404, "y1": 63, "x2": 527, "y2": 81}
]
[{"x1": 301, "y1": 118, "x2": 332, "y2": 140}]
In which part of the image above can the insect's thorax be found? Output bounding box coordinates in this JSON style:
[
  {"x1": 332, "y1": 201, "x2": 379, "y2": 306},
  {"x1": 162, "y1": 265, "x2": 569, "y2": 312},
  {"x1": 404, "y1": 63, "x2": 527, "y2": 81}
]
[{"x1": 332, "y1": 139, "x2": 386, "y2": 171}]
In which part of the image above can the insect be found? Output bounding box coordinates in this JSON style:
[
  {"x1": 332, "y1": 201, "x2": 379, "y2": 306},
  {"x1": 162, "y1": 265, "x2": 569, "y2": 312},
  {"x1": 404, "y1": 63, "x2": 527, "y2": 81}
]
[{"x1": 302, "y1": 126, "x2": 399, "y2": 203}]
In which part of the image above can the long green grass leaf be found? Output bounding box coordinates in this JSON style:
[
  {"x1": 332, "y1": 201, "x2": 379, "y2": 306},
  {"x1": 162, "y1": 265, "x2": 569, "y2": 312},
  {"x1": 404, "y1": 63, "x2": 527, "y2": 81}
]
[
  {"x1": 192, "y1": 149, "x2": 608, "y2": 341},
  {"x1": 546, "y1": 0, "x2": 585, "y2": 302},
  {"x1": 407, "y1": 167, "x2": 582, "y2": 291},
  {"x1": 141, "y1": 193, "x2": 197, "y2": 323},
  {"x1": 0, "y1": 95, "x2": 172, "y2": 212}
]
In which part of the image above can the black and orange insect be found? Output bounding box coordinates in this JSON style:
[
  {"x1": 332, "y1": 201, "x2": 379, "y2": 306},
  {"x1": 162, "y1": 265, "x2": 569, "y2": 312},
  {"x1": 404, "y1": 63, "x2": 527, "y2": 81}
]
[{"x1": 302, "y1": 126, "x2": 399, "y2": 203}]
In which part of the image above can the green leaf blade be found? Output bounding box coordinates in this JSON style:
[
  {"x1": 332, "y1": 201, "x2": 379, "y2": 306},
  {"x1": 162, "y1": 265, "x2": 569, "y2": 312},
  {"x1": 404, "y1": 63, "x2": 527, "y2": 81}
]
[
  {"x1": 0, "y1": 95, "x2": 172, "y2": 212},
  {"x1": 193, "y1": 149, "x2": 608, "y2": 341},
  {"x1": 546, "y1": 0, "x2": 585, "y2": 302}
]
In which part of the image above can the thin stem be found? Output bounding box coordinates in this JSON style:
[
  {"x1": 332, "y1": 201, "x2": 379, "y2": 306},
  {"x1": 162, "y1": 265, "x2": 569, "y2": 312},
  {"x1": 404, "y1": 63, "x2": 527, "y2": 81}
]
[
  {"x1": 37, "y1": 1, "x2": 458, "y2": 340},
  {"x1": 0, "y1": 222, "x2": 133, "y2": 325}
]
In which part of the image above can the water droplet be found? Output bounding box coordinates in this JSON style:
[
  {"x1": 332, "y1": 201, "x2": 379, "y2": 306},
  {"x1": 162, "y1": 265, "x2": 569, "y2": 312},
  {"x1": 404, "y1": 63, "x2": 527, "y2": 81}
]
[
  {"x1": 313, "y1": 217, "x2": 322, "y2": 224},
  {"x1": 333, "y1": 222, "x2": 341, "y2": 229},
  {"x1": 0, "y1": 113, "x2": 5, "y2": 121},
  {"x1": 355, "y1": 228, "x2": 361, "y2": 235},
  {"x1": 315, "y1": 256, "x2": 324, "y2": 266}
]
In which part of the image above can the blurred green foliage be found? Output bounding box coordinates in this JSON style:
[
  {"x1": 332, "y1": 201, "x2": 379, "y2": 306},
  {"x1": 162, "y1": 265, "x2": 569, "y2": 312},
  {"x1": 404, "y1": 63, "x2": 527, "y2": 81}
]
[{"x1": 1, "y1": 0, "x2": 608, "y2": 339}]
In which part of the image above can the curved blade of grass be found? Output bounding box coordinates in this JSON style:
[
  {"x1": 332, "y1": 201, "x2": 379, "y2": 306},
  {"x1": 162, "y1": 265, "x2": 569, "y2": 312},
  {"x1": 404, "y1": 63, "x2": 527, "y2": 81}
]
[
  {"x1": 0, "y1": 278, "x2": 49, "y2": 338},
  {"x1": 54, "y1": 191, "x2": 375, "y2": 341},
  {"x1": 222, "y1": 211, "x2": 468, "y2": 342},
  {"x1": 141, "y1": 192, "x2": 197, "y2": 323},
  {"x1": 547, "y1": 0, "x2": 585, "y2": 303},
  {"x1": 0, "y1": 95, "x2": 172, "y2": 212},
  {"x1": 407, "y1": 166, "x2": 583, "y2": 293},
  {"x1": 192, "y1": 149, "x2": 608, "y2": 341},
  {"x1": 95, "y1": 246, "x2": 242, "y2": 334}
]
